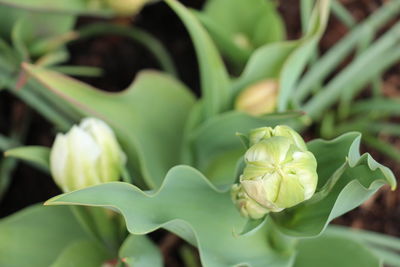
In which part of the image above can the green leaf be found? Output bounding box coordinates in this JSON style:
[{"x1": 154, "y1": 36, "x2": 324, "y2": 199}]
[
  {"x1": 22, "y1": 64, "x2": 196, "y2": 189},
  {"x1": 190, "y1": 111, "x2": 303, "y2": 186},
  {"x1": 271, "y1": 132, "x2": 396, "y2": 237},
  {"x1": 5, "y1": 145, "x2": 50, "y2": 172},
  {"x1": 0, "y1": 204, "x2": 92, "y2": 267},
  {"x1": 350, "y1": 98, "x2": 400, "y2": 116},
  {"x1": 0, "y1": 156, "x2": 17, "y2": 201},
  {"x1": 1, "y1": 5, "x2": 76, "y2": 52},
  {"x1": 295, "y1": 0, "x2": 400, "y2": 104},
  {"x1": 46, "y1": 166, "x2": 294, "y2": 267},
  {"x1": 277, "y1": 0, "x2": 330, "y2": 111},
  {"x1": 326, "y1": 225, "x2": 400, "y2": 266},
  {"x1": 50, "y1": 240, "x2": 111, "y2": 267},
  {"x1": 165, "y1": 0, "x2": 230, "y2": 118},
  {"x1": 233, "y1": 0, "x2": 330, "y2": 109},
  {"x1": 199, "y1": 0, "x2": 285, "y2": 69},
  {"x1": 0, "y1": 0, "x2": 113, "y2": 17},
  {"x1": 294, "y1": 229, "x2": 381, "y2": 267},
  {"x1": 119, "y1": 235, "x2": 163, "y2": 267}
]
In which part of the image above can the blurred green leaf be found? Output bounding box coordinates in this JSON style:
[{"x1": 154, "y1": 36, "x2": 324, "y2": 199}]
[
  {"x1": 233, "y1": 0, "x2": 330, "y2": 112},
  {"x1": 325, "y1": 225, "x2": 400, "y2": 267},
  {"x1": 331, "y1": 0, "x2": 356, "y2": 28},
  {"x1": 295, "y1": 0, "x2": 400, "y2": 104},
  {"x1": 0, "y1": 204, "x2": 92, "y2": 267},
  {"x1": 0, "y1": 157, "x2": 17, "y2": 201},
  {"x1": 46, "y1": 166, "x2": 294, "y2": 267},
  {"x1": 23, "y1": 64, "x2": 196, "y2": 189},
  {"x1": 5, "y1": 145, "x2": 50, "y2": 172},
  {"x1": 272, "y1": 133, "x2": 396, "y2": 237},
  {"x1": 278, "y1": 0, "x2": 330, "y2": 111},
  {"x1": 119, "y1": 235, "x2": 163, "y2": 267},
  {"x1": 199, "y1": 0, "x2": 285, "y2": 69},
  {"x1": 350, "y1": 98, "x2": 400, "y2": 116},
  {"x1": 0, "y1": 0, "x2": 112, "y2": 17},
  {"x1": 294, "y1": 229, "x2": 380, "y2": 267},
  {"x1": 166, "y1": 0, "x2": 230, "y2": 119},
  {"x1": 50, "y1": 240, "x2": 110, "y2": 267}
]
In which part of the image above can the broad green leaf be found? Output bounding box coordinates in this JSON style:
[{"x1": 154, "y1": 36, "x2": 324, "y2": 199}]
[
  {"x1": 5, "y1": 145, "x2": 50, "y2": 172},
  {"x1": 326, "y1": 225, "x2": 400, "y2": 266},
  {"x1": 190, "y1": 111, "x2": 303, "y2": 186},
  {"x1": 46, "y1": 166, "x2": 294, "y2": 267},
  {"x1": 50, "y1": 240, "x2": 111, "y2": 267},
  {"x1": 0, "y1": 0, "x2": 112, "y2": 17},
  {"x1": 199, "y1": 0, "x2": 285, "y2": 68},
  {"x1": 119, "y1": 235, "x2": 163, "y2": 267},
  {"x1": 0, "y1": 204, "x2": 92, "y2": 267},
  {"x1": 271, "y1": 132, "x2": 396, "y2": 237},
  {"x1": 165, "y1": 0, "x2": 230, "y2": 118},
  {"x1": 294, "y1": 229, "x2": 381, "y2": 267},
  {"x1": 1, "y1": 4, "x2": 76, "y2": 47},
  {"x1": 22, "y1": 64, "x2": 196, "y2": 189}
]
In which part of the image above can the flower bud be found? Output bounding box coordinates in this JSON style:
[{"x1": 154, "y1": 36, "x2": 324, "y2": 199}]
[
  {"x1": 235, "y1": 79, "x2": 279, "y2": 116},
  {"x1": 105, "y1": 0, "x2": 149, "y2": 17},
  {"x1": 232, "y1": 126, "x2": 317, "y2": 218},
  {"x1": 249, "y1": 125, "x2": 307, "y2": 151},
  {"x1": 50, "y1": 118, "x2": 126, "y2": 192},
  {"x1": 231, "y1": 184, "x2": 269, "y2": 219}
]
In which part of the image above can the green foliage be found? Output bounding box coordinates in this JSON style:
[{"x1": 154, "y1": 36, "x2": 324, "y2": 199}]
[
  {"x1": 198, "y1": 0, "x2": 285, "y2": 69},
  {"x1": 45, "y1": 132, "x2": 395, "y2": 267},
  {"x1": 22, "y1": 64, "x2": 196, "y2": 189}
]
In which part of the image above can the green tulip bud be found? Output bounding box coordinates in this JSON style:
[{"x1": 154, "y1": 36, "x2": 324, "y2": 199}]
[
  {"x1": 235, "y1": 79, "x2": 279, "y2": 116},
  {"x1": 105, "y1": 0, "x2": 149, "y2": 16},
  {"x1": 50, "y1": 118, "x2": 126, "y2": 192},
  {"x1": 249, "y1": 125, "x2": 307, "y2": 151},
  {"x1": 232, "y1": 126, "x2": 317, "y2": 218},
  {"x1": 240, "y1": 136, "x2": 317, "y2": 213},
  {"x1": 231, "y1": 184, "x2": 269, "y2": 219}
]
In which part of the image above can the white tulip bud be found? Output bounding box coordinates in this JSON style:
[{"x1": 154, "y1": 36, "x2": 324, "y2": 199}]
[{"x1": 50, "y1": 118, "x2": 126, "y2": 192}]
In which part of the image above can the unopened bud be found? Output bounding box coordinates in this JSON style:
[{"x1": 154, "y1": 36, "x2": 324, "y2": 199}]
[
  {"x1": 232, "y1": 126, "x2": 317, "y2": 218},
  {"x1": 235, "y1": 79, "x2": 279, "y2": 116},
  {"x1": 231, "y1": 184, "x2": 269, "y2": 219},
  {"x1": 50, "y1": 118, "x2": 126, "y2": 192}
]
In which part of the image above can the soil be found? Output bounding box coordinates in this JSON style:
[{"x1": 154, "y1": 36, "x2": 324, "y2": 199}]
[{"x1": 0, "y1": 0, "x2": 399, "y2": 266}]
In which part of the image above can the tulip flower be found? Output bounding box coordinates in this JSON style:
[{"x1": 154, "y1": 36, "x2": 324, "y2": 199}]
[
  {"x1": 50, "y1": 118, "x2": 126, "y2": 192},
  {"x1": 232, "y1": 126, "x2": 317, "y2": 218}
]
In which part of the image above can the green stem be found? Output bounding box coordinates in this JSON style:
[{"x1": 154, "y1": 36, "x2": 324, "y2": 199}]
[
  {"x1": 9, "y1": 85, "x2": 72, "y2": 130},
  {"x1": 295, "y1": 0, "x2": 400, "y2": 103},
  {"x1": 331, "y1": 0, "x2": 356, "y2": 28},
  {"x1": 304, "y1": 38, "x2": 400, "y2": 120},
  {"x1": 179, "y1": 245, "x2": 200, "y2": 267},
  {"x1": 267, "y1": 220, "x2": 297, "y2": 254},
  {"x1": 77, "y1": 23, "x2": 178, "y2": 77}
]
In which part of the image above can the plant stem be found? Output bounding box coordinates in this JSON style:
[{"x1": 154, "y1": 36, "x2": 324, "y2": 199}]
[{"x1": 267, "y1": 220, "x2": 297, "y2": 254}]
